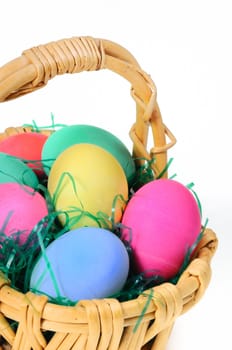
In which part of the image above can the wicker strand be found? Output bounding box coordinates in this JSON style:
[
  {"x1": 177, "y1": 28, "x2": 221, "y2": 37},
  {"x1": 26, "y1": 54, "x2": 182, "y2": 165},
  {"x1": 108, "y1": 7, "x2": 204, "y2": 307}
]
[
  {"x1": 75, "y1": 299, "x2": 125, "y2": 350},
  {"x1": 0, "y1": 314, "x2": 15, "y2": 346},
  {"x1": 98, "y1": 299, "x2": 124, "y2": 350},
  {"x1": 148, "y1": 325, "x2": 174, "y2": 350},
  {"x1": 177, "y1": 259, "x2": 212, "y2": 314},
  {"x1": 11, "y1": 292, "x2": 48, "y2": 350},
  {"x1": 22, "y1": 37, "x2": 104, "y2": 89},
  {"x1": 76, "y1": 300, "x2": 101, "y2": 349},
  {"x1": 142, "y1": 283, "x2": 183, "y2": 345},
  {"x1": 43, "y1": 332, "x2": 79, "y2": 350}
]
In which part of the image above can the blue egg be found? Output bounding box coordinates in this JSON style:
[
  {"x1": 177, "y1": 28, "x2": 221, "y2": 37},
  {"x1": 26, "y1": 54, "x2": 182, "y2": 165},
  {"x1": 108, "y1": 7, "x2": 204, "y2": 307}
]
[{"x1": 30, "y1": 227, "x2": 129, "y2": 301}]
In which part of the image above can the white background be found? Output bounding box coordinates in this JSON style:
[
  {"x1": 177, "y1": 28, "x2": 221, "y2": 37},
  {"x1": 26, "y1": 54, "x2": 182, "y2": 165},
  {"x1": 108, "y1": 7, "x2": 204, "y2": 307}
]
[{"x1": 0, "y1": 1, "x2": 231, "y2": 349}]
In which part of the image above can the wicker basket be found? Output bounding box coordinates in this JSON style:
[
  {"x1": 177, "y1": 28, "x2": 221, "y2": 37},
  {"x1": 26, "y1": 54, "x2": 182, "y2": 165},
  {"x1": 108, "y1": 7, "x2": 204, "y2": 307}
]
[{"x1": 0, "y1": 36, "x2": 218, "y2": 350}]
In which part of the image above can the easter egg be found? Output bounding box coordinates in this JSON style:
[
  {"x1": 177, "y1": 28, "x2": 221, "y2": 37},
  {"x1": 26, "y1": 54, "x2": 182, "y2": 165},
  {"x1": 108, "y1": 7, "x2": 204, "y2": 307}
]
[
  {"x1": 48, "y1": 143, "x2": 128, "y2": 229},
  {"x1": 0, "y1": 183, "x2": 48, "y2": 244},
  {"x1": 0, "y1": 132, "x2": 48, "y2": 177},
  {"x1": 0, "y1": 152, "x2": 39, "y2": 188},
  {"x1": 30, "y1": 227, "x2": 130, "y2": 301},
  {"x1": 42, "y1": 124, "x2": 136, "y2": 184},
  {"x1": 121, "y1": 179, "x2": 202, "y2": 279}
]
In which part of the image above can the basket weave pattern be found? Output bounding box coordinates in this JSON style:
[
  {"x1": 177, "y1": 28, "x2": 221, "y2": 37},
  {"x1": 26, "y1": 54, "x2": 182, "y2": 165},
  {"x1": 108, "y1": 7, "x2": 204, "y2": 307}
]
[{"x1": 0, "y1": 36, "x2": 218, "y2": 350}]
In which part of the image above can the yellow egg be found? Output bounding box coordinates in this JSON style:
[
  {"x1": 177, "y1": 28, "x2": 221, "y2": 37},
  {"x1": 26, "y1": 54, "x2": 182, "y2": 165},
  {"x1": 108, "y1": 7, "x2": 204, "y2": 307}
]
[{"x1": 48, "y1": 143, "x2": 128, "y2": 229}]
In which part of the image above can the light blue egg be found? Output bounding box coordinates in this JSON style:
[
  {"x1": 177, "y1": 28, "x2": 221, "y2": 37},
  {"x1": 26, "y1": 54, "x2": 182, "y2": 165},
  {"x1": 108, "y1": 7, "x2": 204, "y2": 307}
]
[{"x1": 30, "y1": 227, "x2": 129, "y2": 301}]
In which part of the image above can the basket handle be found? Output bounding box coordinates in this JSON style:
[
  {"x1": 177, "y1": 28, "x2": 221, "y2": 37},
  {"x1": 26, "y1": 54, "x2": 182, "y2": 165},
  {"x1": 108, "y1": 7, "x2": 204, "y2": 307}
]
[{"x1": 0, "y1": 36, "x2": 176, "y2": 177}]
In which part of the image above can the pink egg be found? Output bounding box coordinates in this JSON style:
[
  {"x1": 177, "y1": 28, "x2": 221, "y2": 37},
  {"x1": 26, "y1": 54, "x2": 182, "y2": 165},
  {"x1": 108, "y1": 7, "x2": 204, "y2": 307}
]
[
  {"x1": 121, "y1": 179, "x2": 202, "y2": 279},
  {"x1": 0, "y1": 183, "x2": 48, "y2": 244}
]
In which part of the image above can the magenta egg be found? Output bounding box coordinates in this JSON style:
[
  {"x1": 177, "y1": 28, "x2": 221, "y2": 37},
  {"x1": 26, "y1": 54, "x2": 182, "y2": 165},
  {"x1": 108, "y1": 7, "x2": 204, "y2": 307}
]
[
  {"x1": 0, "y1": 183, "x2": 48, "y2": 244},
  {"x1": 121, "y1": 179, "x2": 202, "y2": 279}
]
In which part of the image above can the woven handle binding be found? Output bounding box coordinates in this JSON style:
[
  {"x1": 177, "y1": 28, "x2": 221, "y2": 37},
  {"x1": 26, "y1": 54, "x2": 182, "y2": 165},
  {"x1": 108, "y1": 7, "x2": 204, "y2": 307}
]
[{"x1": 0, "y1": 36, "x2": 176, "y2": 177}]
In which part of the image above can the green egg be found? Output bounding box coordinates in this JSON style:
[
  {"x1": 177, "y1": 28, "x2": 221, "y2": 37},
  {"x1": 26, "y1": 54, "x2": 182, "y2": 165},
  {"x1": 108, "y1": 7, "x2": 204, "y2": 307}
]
[
  {"x1": 42, "y1": 124, "x2": 136, "y2": 185},
  {"x1": 0, "y1": 152, "x2": 39, "y2": 188}
]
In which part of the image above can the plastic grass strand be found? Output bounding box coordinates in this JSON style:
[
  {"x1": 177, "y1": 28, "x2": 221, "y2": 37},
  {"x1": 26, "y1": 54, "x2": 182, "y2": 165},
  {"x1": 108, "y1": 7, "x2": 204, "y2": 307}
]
[
  {"x1": 29, "y1": 287, "x2": 76, "y2": 306},
  {"x1": 22, "y1": 211, "x2": 65, "y2": 291},
  {"x1": 0, "y1": 233, "x2": 28, "y2": 286},
  {"x1": 22, "y1": 113, "x2": 67, "y2": 131},
  {"x1": 110, "y1": 194, "x2": 128, "y2": 226},
  {"x1": 20, "y1": 183, "x2": 37, "y2": 196},
  {"x1": 158, "y1": 157, "x2": 174, "y2": 179},
  {"x1": 22, "y1": 158, "x2": 44, "y2": 170},
  {"x1": 115, "y1": 223, "x2": 133, "y2": 244},
  {"x1": 41, "y1": 158, "x2": 56, "y2": 174},
  {"x1": 66, "y1": 207, "x2": 100, "y2": 228},
  {"x1": 23, "y1": 254, "x2": 37, "y2": 292},
  {"x1": 61, "y1": 206, "x2": 110, "y2": 229},
  {"x1": 133, "y1": 288, "x2": 154, "y2": 333},
  {"x1": 5, "y1": 250, "x2": 16, "y2": 274},
  {"x1": 131, "y1": 157, "x2": 175, "y2": 192},
  {"x1": 0, "y1": 156, "x2": 44, "y2": 175},
  {"x1": 187, "y1": 182, "x2": 203, "y2": 217},
  {"x1": 169, "y1": 173, "x2": 177, "y2": 180},
  {"x1": 52, "y1": 171, "x2": 79, "y2": 207},
  {"x1": 0, "y1": 210, "x2": 13, "y2": 232},
  {"x1": 170, "y1": 219, "x2": 208, "y2": 284},
  {"x1": 0, "y1": 169, "x2": 27, "y2": 185},
  {"x1": 132, "y1": 157, "x2": 155, "y2": 190},
  {"x1": 32, "y1": 221, "x2": 62, "y2": 300},
  {"x1": 37, "y1": 183, "x2": 55, "y2": 213},
  {"x1": 114, "y1": 272, "x2": 163, "y2": 302}
]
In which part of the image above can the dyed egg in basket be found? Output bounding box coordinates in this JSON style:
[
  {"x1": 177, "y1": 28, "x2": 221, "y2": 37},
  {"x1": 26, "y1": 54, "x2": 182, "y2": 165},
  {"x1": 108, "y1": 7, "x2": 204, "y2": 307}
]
[
  {"x1": 48, "y1": 143, "x2": 128, "y2": 229},
  {"x1": 30, "y1": 227, "x2": 130, "y2": 301},
  {"x1": 0, "y1": 132, "x2": 48, "y2": 177},
  {"x1": 122, "y1": 178, "x2": 202, "y2": 279},
  {"x1": 0, "y1": 182, "x2": 48, "y2": 244}
]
